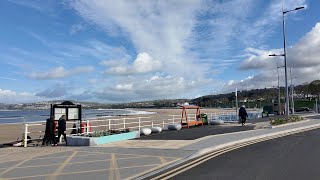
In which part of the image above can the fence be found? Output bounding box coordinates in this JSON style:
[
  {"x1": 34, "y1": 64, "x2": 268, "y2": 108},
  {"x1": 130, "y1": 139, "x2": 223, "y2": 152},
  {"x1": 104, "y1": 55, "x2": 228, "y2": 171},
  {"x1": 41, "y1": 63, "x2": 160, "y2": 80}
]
[
  {"x1": 21, "y1": 111, "x2": 263, "y2": 147},
  {"x1": 22, "y1": 114, "x2": 185, "y2": 147}
]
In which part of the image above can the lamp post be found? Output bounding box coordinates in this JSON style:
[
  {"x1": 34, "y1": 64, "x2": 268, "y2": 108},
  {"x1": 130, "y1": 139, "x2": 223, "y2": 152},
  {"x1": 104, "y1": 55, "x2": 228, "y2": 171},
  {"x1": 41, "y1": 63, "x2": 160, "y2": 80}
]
[
  {"x1": 290, "y1": 67, "x2": 298, "y2": 115},
  {"x1": 269, "y1": 5, "x2": 304, "y2": 116},
  {"x1": 235, "y1": 87, "x2": 238, "y2": 116},
  {"x1": 269, "y1": 54, "x2": 285, "y2": 114},
  {"x1": 277, "y1": 64, "x2": 285, "y2": 114}
]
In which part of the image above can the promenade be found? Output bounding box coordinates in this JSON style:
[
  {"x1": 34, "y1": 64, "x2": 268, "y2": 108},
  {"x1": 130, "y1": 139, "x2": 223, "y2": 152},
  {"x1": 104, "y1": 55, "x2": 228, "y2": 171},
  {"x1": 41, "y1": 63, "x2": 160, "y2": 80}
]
[{"x1": 0, "y1": 113, "x2": 319, "y2": 180}]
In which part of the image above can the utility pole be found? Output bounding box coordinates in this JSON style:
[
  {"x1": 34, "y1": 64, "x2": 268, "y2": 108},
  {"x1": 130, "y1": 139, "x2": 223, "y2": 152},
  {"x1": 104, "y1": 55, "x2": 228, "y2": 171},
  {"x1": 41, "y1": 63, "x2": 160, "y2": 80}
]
[
  {"x1": 277, "y1": 64, "x2": 282, "y2": 115},
  {"x1": 316, "y1": 98, "x2": 318, "y2": 114},
  {"x1": 235, "y1": 87, "x2": 238, "y2": 116}
]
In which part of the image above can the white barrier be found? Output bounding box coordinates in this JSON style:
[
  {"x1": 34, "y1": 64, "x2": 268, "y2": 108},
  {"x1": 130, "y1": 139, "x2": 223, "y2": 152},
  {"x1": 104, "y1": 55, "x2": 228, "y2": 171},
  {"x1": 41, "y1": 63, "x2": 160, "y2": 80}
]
[{"x1": 22, "y1": 111, "x2": 263, "y2": 147}]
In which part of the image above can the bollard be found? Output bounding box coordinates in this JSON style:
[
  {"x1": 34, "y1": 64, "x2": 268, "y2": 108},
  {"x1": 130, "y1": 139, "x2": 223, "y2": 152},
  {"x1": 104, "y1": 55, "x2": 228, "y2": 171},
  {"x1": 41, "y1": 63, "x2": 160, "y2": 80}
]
[{"x1": 123, "y1": 118, "x2": 126, "y2": 130}]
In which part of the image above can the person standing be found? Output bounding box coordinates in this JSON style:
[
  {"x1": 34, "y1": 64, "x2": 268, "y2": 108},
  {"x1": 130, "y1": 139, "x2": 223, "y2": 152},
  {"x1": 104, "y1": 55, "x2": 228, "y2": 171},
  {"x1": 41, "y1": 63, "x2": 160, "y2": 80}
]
[
  {"x1": 57, "y1": 115, "x2": 67, "y2": 145},
  {"x1": 239, "y1": 105, "x2": 248, "y2": 126},
  {"x1": 42, "y1": 117, "x2": 53, "y2": 146},
  {"x1": 42, "y1": 116, "x2": 56, "y2": 146}
]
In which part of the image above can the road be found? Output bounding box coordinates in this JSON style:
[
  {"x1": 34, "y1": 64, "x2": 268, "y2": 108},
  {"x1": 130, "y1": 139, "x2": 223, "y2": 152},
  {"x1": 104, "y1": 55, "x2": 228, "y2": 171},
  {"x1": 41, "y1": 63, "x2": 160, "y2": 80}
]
[{"x1": 158, "y1": 128, "x2": 320, "y2": 180}]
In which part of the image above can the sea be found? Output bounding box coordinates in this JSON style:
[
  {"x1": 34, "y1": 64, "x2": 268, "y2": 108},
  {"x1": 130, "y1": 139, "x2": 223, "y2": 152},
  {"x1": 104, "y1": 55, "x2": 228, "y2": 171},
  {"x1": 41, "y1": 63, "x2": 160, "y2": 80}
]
[{"x1": 0, "y1": 109, "x2": 155, "y2": 124}]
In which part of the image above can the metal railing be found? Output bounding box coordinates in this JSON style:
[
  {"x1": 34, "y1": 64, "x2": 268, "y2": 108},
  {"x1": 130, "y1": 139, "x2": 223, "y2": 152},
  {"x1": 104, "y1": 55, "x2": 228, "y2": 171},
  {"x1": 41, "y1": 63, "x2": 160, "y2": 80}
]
[
  {"x1": 21, "y1": 111, "x2": 263, "y2": 147},
  {"x1": 22, "y1": 115, "x2": 184, "y2": 147}
]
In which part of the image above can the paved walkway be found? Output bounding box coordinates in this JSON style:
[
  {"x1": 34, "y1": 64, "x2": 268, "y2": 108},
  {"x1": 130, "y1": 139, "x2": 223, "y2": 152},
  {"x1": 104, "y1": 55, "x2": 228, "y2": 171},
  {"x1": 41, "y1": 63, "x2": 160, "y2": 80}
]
[{"x1": 0, "y1": 114, "x2": 319, "y2": 180}]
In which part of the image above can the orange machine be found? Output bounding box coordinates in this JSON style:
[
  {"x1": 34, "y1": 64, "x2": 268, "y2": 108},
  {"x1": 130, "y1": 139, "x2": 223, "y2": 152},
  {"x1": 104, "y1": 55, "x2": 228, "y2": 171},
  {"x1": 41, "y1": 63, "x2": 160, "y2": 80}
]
[{"x1": 180, "y1": 105, "x2": 203, "y2": 128}]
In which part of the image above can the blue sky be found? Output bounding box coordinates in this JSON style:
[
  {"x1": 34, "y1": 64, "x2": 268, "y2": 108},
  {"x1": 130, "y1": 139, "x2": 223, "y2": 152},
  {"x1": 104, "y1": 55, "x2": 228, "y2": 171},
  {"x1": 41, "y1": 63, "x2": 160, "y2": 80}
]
[{"x1": 0, "y1": 0, "x2": 319, "y2": 104}]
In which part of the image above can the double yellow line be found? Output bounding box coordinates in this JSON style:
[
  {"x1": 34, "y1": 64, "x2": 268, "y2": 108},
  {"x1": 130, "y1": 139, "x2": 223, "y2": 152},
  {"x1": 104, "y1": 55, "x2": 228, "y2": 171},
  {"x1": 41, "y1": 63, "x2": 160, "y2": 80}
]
[{"x1": 150, "y1": 126, "x2": 320, "y2": 180}]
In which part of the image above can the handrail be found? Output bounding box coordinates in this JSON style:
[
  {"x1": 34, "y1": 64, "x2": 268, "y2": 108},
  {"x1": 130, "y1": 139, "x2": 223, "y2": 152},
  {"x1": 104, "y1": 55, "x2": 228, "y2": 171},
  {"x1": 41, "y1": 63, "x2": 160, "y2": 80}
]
[{"x1": 22, "y1": 111, "x2": 262, "y2": 147}]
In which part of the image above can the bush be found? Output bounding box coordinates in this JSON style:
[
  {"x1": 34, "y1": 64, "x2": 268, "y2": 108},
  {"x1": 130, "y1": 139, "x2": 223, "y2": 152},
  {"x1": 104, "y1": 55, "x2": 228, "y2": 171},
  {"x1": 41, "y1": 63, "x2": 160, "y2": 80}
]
[
  {"x1": 86, "y1": 128, "x2": 130, "y2": 137},
  {"x1": 270, "y1": 115, "x2": 304, "y2": 126}
]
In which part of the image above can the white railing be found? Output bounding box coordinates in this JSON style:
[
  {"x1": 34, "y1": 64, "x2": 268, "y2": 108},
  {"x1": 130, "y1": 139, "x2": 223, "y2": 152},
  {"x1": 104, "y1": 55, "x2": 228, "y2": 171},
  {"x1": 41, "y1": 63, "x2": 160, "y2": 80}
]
[
  {"x1": 22, "y1": 115, "x2": 181, "y2": 147},
  {"x1": 21, "y1": 111, "x2": 263, "y2": 147}
]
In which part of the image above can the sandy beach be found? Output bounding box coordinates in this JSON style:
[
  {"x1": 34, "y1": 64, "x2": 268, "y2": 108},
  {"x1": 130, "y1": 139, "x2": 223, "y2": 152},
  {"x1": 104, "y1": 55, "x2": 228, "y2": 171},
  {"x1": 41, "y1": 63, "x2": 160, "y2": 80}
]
[{"x1": 0, "y1": 108, "x2": 242, "y2": 144}]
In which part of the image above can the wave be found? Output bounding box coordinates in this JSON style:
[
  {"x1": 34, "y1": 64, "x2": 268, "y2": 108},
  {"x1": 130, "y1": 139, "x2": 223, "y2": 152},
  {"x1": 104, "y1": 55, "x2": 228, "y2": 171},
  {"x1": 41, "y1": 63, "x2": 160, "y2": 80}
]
[{"x1": 127, "y1": 110, "x2": 156, "y2": 115}]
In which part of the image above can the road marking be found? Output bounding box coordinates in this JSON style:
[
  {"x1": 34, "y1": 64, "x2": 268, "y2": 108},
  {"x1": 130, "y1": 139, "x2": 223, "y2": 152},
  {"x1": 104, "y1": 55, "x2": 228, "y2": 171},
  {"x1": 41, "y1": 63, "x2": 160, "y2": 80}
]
[
  {"x1": 9, "y1": 164, "x2": 162, "y2": 180},
  {"x1": 0, "y1": 150, "x2": 19, "y2": 158},
  {"x1": 151, "y1": 125, "x2": 320, "y2": 180},
  {"x1": 109, "y1": 154, "x2": 118, "y2": 180},
  {"x1": 76, "y1": 150, "x2": 178, "y2": 159},
  {"x1": 46, "y1": 151, "x2": 77, "y2": 180},
  {"x1": 159, "y1": 157, "x2": 167, "y2": 164},
  {"x1": 0, "y1": 156, "x2": 35, "y2": 177},
  {"x1": 124, "y1": 158, "x2": 181, "y2": 180}
]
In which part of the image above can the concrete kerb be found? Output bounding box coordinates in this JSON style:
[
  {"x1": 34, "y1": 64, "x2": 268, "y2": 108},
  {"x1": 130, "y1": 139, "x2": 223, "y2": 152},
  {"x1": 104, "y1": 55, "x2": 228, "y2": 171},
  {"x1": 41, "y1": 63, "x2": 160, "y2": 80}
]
[
  {"x1": 275, "y1": 119, "x2": 310, "y2": 128},
  {"x1": 264, "y1": 119, "x2": 310, "y2": 129},
  {"x1": 134, "y1": 119, "x2": 320, "y2": 180}
]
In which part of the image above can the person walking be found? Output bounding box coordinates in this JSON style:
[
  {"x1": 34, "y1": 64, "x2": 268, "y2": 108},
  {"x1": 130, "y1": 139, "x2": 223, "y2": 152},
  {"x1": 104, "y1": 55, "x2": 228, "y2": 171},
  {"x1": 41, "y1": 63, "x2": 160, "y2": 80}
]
[
  {"x1": 42, "y1": 116, "x2": 55, "y2": 146},
  {"x1": 239, "y1": 105, "x2": 248, "y2": 126},
  {"x1": 57, "y1": 115, "x2": 67, "y2": 145}
]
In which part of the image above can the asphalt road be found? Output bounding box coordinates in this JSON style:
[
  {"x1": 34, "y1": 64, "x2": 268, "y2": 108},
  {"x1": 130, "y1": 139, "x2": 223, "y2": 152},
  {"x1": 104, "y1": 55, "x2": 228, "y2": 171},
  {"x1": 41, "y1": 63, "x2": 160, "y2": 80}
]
[
  {"x1": 137, "y1": 124, "x2": 255, "y2": 140},
  {"x1": 169, "y1": 128, "x2": 320, "y2": 180}
]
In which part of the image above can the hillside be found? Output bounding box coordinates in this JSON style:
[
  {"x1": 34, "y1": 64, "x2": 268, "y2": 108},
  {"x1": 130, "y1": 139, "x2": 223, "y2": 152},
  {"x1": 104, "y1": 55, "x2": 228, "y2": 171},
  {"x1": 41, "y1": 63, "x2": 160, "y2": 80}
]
[{"x1": 1, "y1": 80, "x2": 319, "y2": 110}]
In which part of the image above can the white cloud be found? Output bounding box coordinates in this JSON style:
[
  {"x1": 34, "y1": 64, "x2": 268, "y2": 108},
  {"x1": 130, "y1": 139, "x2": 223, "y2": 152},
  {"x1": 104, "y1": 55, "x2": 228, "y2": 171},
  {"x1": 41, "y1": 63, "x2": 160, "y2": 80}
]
[
  {"x1": 70, "y1": 23, "x2": 86, "y2": 35},
  {"x1": 69, "y1": 0, "x2": 205, "y2": 76},
  {"x1": 91, "y1": 75, "x2": 210, "y2": 102},
  {"x1": 28, "y1": 66, "x2": 94, "y2": 80},
  {"x1": 115, "y1": 83, "x2": 133, "y2": 91},
  {"x1": 0, "y1": 89, "x2": 46, "y2": 104},
  {"x1": 0, "y1": 77, "x2": 17, "y2": 81},
  {"x1": 105, "y1": 52, "x2": 162, "y2": 75},
  {"x1": 223, "y1": 22, "x2": 320, "y2": 92}
]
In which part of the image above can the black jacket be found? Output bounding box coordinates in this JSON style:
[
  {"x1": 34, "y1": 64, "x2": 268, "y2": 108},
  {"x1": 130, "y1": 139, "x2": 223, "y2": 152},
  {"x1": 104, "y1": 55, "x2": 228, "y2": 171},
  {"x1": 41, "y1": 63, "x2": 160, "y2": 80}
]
[
  {"x1": 45, "y1": 119, "x2": 55, "y2": 133},
  {"x1": 58, "y1": 118, "x2": 66, "y2": 132},
  {"x1": 239, "y1": 107, "x2": 248, "y2": 118}
]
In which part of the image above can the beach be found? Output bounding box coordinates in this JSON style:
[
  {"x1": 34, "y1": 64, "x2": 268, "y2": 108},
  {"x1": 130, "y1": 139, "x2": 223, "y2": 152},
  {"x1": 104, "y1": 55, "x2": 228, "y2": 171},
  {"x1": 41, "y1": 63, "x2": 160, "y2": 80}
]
[{"x1": 0, "y1": 108, "x2": 241, "y2": 144}]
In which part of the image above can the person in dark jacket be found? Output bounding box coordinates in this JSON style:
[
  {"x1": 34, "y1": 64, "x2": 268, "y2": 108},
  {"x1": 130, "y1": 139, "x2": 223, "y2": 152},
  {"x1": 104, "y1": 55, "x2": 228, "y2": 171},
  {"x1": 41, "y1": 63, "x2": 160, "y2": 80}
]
[
  {"x1": 239, "y1": 105, "x2": 248, "y2": 126},
  {"x1": 57, "y1": 115, "x2": 67, "y2": 145},
  {"x1": 42, "y1": 116, "x2": 55, "y2": 146}
]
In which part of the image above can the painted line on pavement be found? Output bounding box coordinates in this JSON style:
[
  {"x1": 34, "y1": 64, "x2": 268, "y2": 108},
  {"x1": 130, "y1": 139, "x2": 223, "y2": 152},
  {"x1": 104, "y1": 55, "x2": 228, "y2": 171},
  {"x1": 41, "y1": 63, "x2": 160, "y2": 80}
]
[
  {"x1": 77, "y1": 150, "x2": 180, "y2": 159},
  {"x1": 125, "y1": 158, "x2": 181, "y2": 180},
  {"x1": 9, "y1": 163, "x2": 162, "y2": 180},
  {"x1": 109, "y1": 154, "x2": 120, "y2": 180},
  {"x1": 0, "y1": 155, "x2": 36, "y2": 177},
  {"x1": 158, "y1": 157, "x2": 167, "y2": 164},
  {"x1": 47, "y1": 151, "x2": 77, "y2": 180}
]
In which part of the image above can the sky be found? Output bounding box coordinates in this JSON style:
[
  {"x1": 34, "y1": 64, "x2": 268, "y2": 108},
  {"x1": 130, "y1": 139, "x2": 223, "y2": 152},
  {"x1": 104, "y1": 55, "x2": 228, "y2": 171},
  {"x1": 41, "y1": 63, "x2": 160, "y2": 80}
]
[{"x1": 0, "y1": 0, "x2": 319, "y2": 104}]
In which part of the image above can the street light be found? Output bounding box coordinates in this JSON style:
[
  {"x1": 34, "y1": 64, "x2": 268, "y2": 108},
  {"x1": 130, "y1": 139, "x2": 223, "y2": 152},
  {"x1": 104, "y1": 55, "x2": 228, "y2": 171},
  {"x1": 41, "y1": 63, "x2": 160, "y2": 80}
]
[
  {"x1": 290, "y1": 67, "x2": 298, "y2": 114},
  {"x1": 269, "y1": 55, "x2": 285, "y2": 115},
  {"x1": 270, "y1": 5, "x2": 304, "y2": 116},
  {"x1": 277, "y1": 64, "x2": 285, "y2": 115}
]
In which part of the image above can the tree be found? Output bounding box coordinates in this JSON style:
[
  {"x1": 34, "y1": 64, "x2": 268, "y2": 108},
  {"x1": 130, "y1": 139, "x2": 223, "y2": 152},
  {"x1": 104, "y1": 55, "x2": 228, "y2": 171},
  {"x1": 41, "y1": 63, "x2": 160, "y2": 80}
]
[{"x1": 309, "y1": 80, "x2": 320, "y2": 97}]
